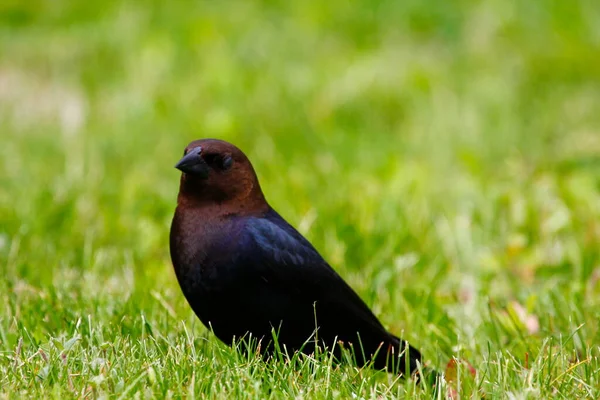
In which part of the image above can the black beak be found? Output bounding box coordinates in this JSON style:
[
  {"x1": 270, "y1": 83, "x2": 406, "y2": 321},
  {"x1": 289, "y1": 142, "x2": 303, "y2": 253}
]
[{"x1": 175, "y1": 146, "x2": 209, "y2": 178}]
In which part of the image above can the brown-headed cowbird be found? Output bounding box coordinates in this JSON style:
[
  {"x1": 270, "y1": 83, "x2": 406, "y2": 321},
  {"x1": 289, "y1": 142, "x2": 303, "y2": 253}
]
[{"x1": 170, "y1": 138, "x2": 425, "y2": 377}]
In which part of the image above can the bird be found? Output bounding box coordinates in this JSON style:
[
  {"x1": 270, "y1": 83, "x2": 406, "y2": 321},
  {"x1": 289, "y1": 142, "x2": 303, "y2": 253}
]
[{"x1": 169, "y1": 138, "x2": 427, "y2": 378}]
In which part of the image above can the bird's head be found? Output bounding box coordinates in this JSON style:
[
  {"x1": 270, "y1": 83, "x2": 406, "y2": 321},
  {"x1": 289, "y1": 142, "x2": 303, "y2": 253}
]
[{"x1": 175, "y1": 139, "x2": 267, "y2": 212}]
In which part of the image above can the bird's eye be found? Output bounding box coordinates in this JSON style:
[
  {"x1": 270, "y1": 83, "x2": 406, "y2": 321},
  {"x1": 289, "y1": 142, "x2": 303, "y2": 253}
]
[
  {"x1": 221, "y1": 155, "x2": 233, "y2": 170},
  {"x1": 183, "y1": 149, "x2": 188, "y2": 156},
  {"x1": 204, "y1": 154, "x2": 233, "y2": 171}
]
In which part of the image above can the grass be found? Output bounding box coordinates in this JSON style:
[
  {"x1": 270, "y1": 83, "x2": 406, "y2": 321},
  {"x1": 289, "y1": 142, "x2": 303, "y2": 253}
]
[{"x1": 1, "y1": 0, "x2": 600, "y2": 398}]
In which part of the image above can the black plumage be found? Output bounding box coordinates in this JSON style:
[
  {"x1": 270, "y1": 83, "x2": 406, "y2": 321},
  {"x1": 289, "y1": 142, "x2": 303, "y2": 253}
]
[{"x1": 170, "y1": 138, "x2": 426, "y2": 377}]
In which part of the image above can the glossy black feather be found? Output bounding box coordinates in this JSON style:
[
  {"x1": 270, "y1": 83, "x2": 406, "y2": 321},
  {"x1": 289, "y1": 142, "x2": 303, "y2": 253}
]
[
  {"x1": 170, "y1": 139, "x2": 426, "y2": 378},
  {"x1": 171, "y1": 207, "x2": 421, "y2": 374}
]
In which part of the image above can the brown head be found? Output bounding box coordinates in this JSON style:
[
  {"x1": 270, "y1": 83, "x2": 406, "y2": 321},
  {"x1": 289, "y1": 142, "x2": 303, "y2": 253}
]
[{"x1": 174, "y1": 139, "x2": 268, "y2": 214}]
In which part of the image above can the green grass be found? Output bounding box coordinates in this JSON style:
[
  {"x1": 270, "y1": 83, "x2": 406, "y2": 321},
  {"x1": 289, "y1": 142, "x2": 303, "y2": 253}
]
[{"x1": 2, "y1": 0, "x2": 600, "y2": 398}]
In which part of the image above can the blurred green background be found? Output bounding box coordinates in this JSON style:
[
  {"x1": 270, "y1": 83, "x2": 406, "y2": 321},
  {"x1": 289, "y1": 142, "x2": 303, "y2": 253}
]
[{"x1": 1, "y1": 0, "x2": 600, "y2": 398}]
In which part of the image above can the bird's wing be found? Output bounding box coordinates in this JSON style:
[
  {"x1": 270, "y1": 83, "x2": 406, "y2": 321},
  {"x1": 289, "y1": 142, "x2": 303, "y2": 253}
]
[{"x1": 240, "y1": 210, "x2": 389, "y2": 337}]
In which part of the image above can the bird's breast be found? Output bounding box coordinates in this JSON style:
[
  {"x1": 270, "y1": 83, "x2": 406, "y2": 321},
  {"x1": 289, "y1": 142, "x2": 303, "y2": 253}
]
[{"x1": 170, "y1": 208, "x2": 244, "y2": 295}]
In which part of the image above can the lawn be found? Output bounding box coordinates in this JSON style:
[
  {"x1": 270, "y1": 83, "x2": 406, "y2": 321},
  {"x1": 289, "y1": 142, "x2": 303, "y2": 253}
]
[{"x1": 1, "y1": 0, "x2": 600, "y2": 398}]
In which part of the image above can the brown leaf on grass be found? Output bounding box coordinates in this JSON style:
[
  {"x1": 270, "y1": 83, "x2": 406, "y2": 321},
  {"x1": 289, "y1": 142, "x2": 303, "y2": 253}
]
[
  {"x1": 445, "y1": 358, "x2": 478, "y2": 399},
  {"x1": 445, "y1": 358, "x2": 477, "y2": 381}
]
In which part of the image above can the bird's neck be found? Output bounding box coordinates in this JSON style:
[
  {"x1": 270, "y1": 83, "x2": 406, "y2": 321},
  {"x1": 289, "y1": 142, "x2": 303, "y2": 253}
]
[{"x1": 177, "y1": 194, "x2": 270, "y2": 218}]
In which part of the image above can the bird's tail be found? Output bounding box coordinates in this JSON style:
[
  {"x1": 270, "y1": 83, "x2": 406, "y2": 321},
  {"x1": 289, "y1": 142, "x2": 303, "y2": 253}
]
[
  {"x1": 370, "y1": 334, "x2": 419, "y2": 375},
  {"x1": 376, "y1": 334, "x2": 440, "y2": 384}
]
